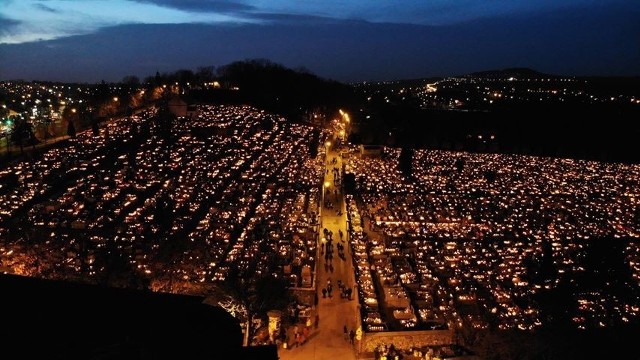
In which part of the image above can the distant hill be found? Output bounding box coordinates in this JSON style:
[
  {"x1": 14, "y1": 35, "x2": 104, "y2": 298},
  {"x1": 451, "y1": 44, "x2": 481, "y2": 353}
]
[
  {"x1": 353, "y1": 77, "x2": 443, "y2": 88},
  {"x1": 466, "y1": 67, "x2": 555, "y2": 79}
]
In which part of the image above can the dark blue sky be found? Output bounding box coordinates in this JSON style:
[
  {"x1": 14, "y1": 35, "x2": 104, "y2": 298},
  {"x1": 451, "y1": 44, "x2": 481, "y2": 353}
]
[{"x1": 1, "y1": 0, "x2": 639, "y2": 83}]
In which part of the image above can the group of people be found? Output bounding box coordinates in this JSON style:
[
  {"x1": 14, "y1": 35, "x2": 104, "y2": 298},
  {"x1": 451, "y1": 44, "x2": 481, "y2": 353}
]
[
  {"x1": 323, "y1": 186, "x2": 342, "y2": 212},
  {"x1": 321, "y1": 278, "x2": 354, "y2": 301},
  {"x1": 321, "y1": 228, "x2": 336, "y2": 267},
  {"x1": 343, "y1": 324, "x2": 356, "y2": 345},
  {"x1": 337, "y1": 278, "x2": 354, "y2": 300},
  {"x1": 321, "y1": 278, "x2": 334, "y2": 298},
  {"x1": 330, "y1": 164, "x2": 342, "y2": 184},
  {"x1": 335, "y1": 241, "x2": 347, "y2": 261},
  {"x1": 285, "y1": 324, "x2": 311, "y2": 349},
  {"x1": 324, "y1": 157, "x2": 343, "y2": 211}
]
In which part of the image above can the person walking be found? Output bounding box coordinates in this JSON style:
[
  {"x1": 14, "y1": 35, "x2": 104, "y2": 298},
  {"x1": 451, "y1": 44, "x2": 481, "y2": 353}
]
[
  {"x1": 349, "y1": 329, "x2": 356, "y2": 345},
  {"x1": 294, "y1": 332, "x2": 300, "y2": 348},
  {"x1": 302, "y1": 326, "x2": 310, "y2": 345},
  {"x1": 343, "y1": 324, "x2": 348, "y2": 340}
]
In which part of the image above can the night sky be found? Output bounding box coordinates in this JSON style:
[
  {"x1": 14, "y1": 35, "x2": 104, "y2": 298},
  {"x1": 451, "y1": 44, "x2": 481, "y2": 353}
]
[{"x1": 1, "y1": 0, "x2": 639, "y2": 83}]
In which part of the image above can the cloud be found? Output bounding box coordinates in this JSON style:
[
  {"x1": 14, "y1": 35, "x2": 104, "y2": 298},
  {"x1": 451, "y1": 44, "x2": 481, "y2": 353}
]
[
  {"x1": 0, "y1": 16, "x2": 21, "y2": 32},
  {"x1": 246, "y1": 12, "x2": 343, "y2": 25},
  {"x1": 134, "y1": 0, "x2": 255, "y2": 13},
  {"x1": 33, "y1": 3, "x2": 61, "y2": 13},
  {"x1": 244, "y1": 0, "x2": 640, "y2": 26},
  {"x1": 2, "y1": 0, "x2": 637, "y2": 45},
  {"x1": 0, "y1": 0, "x2": 258, "y2": 44},
  {"x1": 1, "y1": 5, "x2": 639, "y2": 83}
]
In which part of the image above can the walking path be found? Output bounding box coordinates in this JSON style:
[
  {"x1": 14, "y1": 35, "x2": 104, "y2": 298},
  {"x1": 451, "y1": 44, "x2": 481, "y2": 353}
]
[
  {"x1": 278, "y1": 140, "x2": 361, "y2": 360},
  {"x1": 0, "y1": 135, "x2": 69, "y2": 161}
]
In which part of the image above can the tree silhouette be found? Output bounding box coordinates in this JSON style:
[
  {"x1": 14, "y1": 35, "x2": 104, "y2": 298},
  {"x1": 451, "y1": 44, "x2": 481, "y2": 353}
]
[
  {"x1": 11, "y1": 118, "x2": 34, "y2": 155},
  {"x1": 91, "y1": 118, "x2": 99, "y2": 136},
  {"x1": 399, "y1": 147, "x2": 413, "y2": 178},
  {"x1": 215, "y1": 271, "x2": 294, "y2": 346},
  {"x1": 309, "y1": 128, "x2": 320, "y2": 158},
  {"x1": 67, "y1": 120, "x2": 76, "y2": 138},
  {"x1": 216, "y1": 59, "x2": 355, "y2": 120},
  {"x1": 252, "y1": 275, "x2": 291, "y2": 315},
  {"x1": 121, "y1": 75, "x2": 140, "y2": 86},
  {"x1": 195, "y1": 66, "x2": 216, "y2": 83}
]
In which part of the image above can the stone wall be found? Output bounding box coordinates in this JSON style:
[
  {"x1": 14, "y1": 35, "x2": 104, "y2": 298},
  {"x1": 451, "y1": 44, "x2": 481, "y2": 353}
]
[{"x1": 359, "y1": 330, "x2": 454, "y2": 354}]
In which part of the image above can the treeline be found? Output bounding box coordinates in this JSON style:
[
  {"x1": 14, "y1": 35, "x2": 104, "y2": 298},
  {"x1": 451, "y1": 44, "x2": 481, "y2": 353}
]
[
  {"x1": 216, "y1": 59, "x2": 353, "y2": 117},
  {"x1": 134, "y1": 59, "x2": 357, "y2": 121}
]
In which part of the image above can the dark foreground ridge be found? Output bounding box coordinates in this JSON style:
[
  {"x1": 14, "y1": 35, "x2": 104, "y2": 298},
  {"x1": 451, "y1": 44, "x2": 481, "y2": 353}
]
[{"x1": 0, "y1": 274, "x2": 277, "y2": 360}]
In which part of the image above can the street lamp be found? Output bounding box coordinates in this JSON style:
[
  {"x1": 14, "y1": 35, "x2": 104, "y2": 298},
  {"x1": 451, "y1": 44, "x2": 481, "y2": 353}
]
[
  {"x1": 341, "y1": 111, "x2": 350, "y2": 143},
  {"x1": 323, "y1": 180, "x2": 330, "y2": 197},
  {"x1": 322, "y1": 180, "x2": 330, "y2": 211}
]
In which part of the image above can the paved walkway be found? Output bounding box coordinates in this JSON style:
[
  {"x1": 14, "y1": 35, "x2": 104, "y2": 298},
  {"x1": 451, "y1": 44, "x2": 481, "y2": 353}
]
[
  {"x1": 0, "y1": 135, "x2": 69, "y2": 155},
  {"x1": 278, "y1": 141, "x2": 361, "y2": 360}
]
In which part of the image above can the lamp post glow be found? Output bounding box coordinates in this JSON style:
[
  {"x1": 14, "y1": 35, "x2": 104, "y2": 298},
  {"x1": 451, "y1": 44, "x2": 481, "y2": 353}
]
[
  {"x1": 323, "y1": 181, "x2": 331, "y2": 209},
  {"x1": 338, "y1": 110, "x2": 350, "y2": 143}
]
